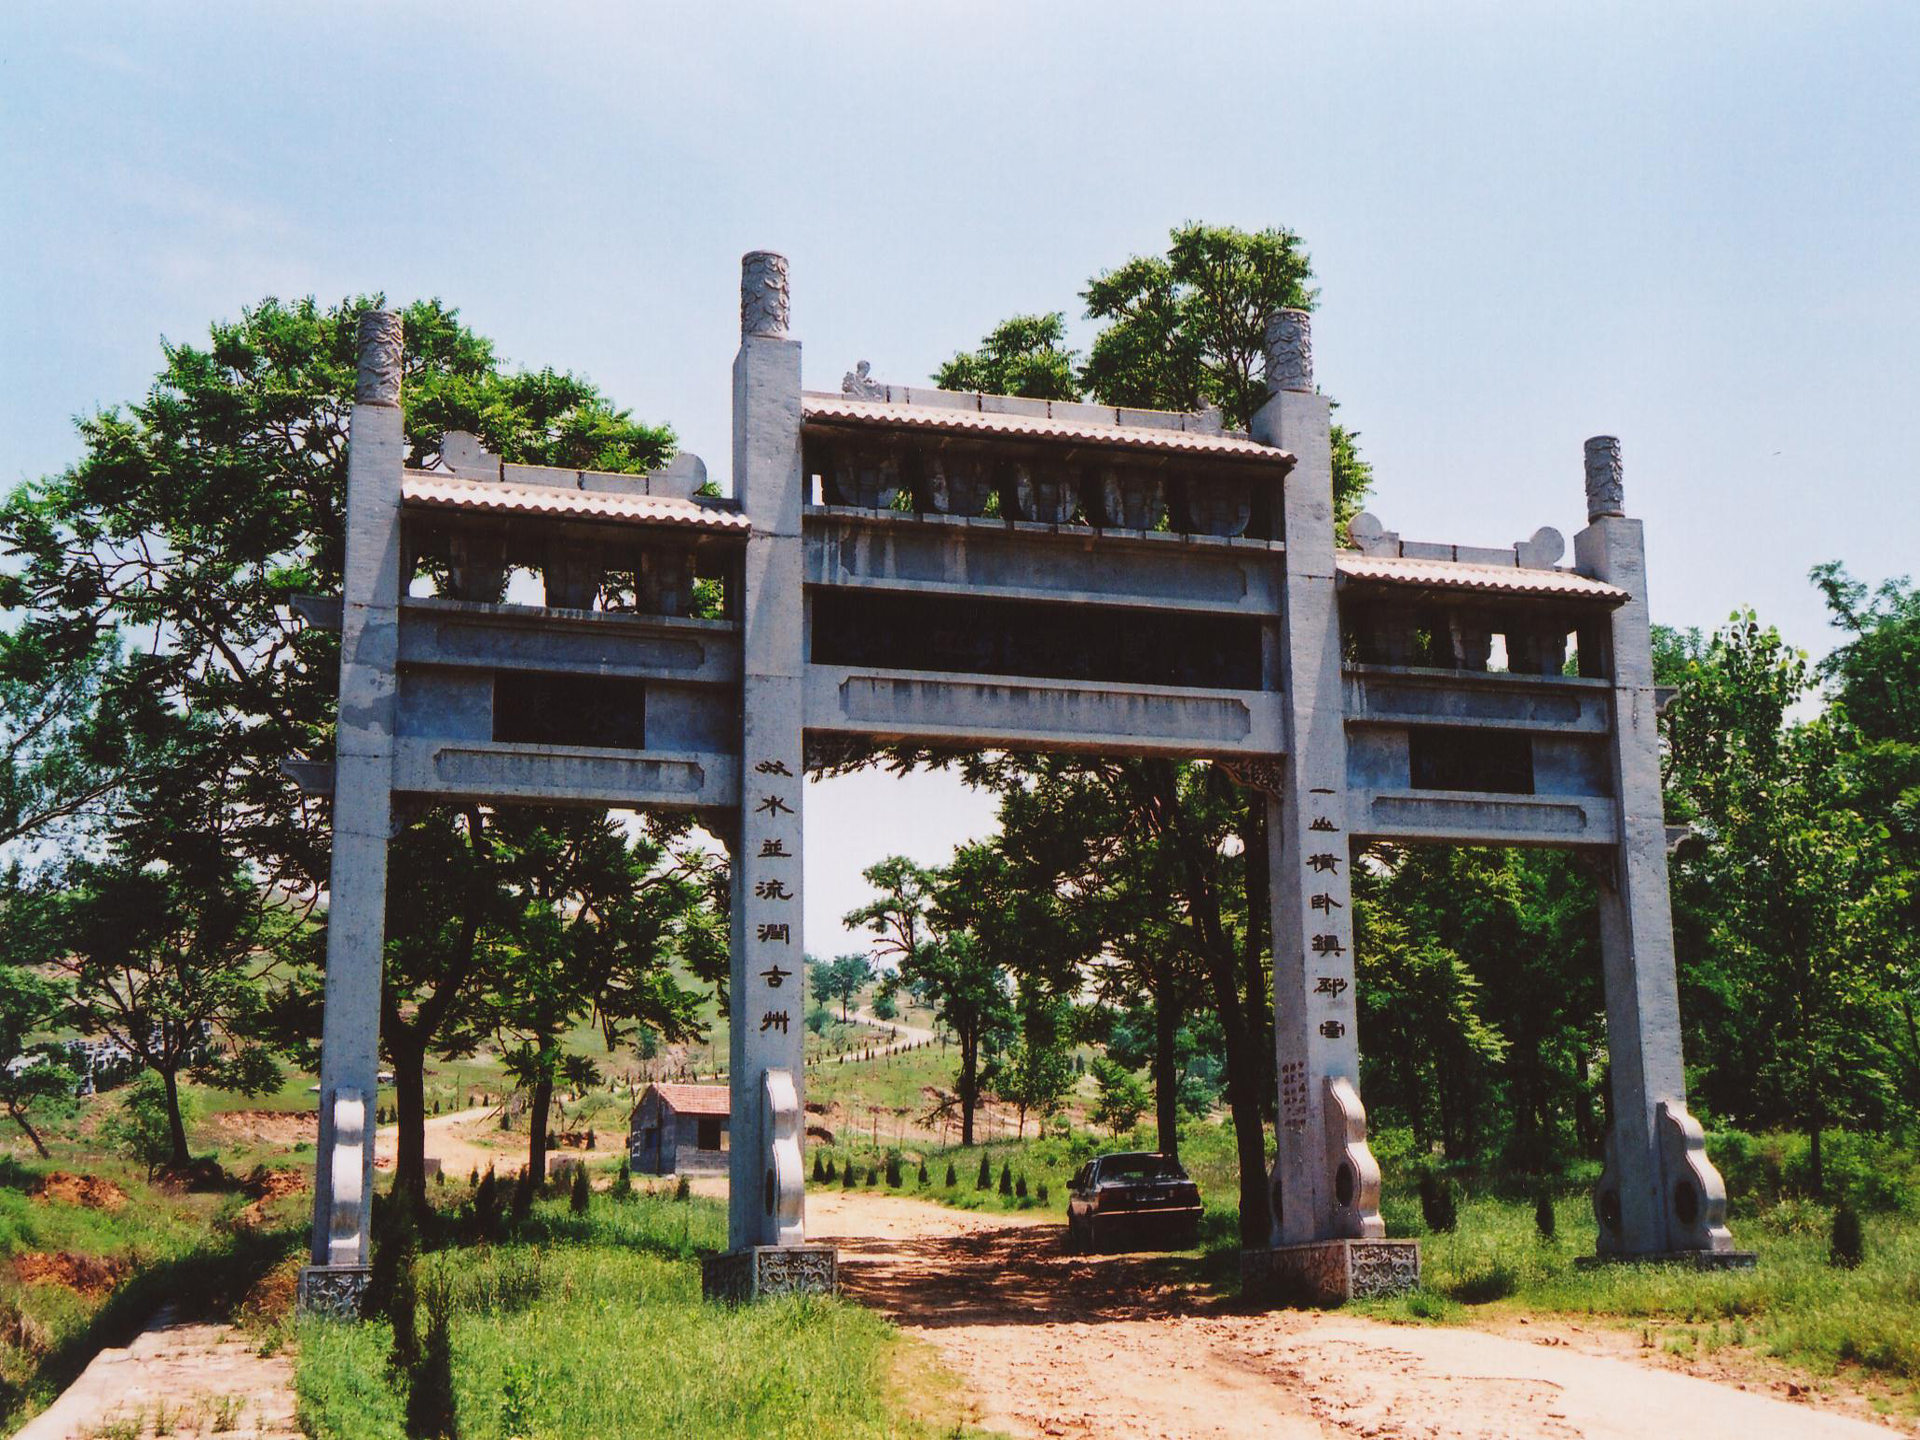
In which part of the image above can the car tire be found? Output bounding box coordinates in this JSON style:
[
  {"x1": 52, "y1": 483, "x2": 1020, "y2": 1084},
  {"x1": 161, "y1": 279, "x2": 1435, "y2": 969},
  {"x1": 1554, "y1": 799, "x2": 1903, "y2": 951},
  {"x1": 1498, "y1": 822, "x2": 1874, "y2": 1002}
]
[{"x1": 1085, "y1": 1218, "x2": 1102, "y2": 1253}]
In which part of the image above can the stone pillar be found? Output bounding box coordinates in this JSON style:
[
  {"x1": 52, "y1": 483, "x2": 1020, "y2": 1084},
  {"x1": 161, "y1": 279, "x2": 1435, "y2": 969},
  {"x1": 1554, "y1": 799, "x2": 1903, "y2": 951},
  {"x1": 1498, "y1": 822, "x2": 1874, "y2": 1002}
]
[
  {"x1": 300, "y1": 310, "x2": 405, "y2": 1317},
  {"x1": 722, "y1": 251, "x2": 813, "y2": 1257},
  {"x1": 1575, "y1": 437, "x2": 1739, "y2": 1260},
  {"x1": 1247, "y1": 311, "x2": 1408, "y2": 1301}
]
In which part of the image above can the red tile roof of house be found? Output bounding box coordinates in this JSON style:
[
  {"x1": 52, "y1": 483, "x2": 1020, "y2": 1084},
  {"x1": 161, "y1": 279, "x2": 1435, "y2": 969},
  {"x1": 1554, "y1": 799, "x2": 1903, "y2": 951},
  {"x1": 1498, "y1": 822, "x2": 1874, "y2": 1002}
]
[{"x1": 640, "y1": 1083, "x2": 731, "y2": 1117}]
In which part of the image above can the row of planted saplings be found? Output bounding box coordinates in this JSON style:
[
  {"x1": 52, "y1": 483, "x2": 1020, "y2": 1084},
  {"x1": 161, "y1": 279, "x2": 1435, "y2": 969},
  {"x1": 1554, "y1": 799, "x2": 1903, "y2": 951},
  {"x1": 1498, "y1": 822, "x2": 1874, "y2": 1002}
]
[{"x1": 807, "y1": 437, "x2": 1270, "y2": 538}]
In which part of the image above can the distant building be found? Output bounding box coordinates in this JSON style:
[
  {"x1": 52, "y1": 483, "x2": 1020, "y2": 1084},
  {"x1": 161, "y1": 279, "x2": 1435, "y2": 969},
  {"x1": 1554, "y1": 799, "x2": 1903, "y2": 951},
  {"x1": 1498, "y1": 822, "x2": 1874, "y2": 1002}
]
[{"x1": 628, "y1": 1083, "x2": 729, "y2": 1175}]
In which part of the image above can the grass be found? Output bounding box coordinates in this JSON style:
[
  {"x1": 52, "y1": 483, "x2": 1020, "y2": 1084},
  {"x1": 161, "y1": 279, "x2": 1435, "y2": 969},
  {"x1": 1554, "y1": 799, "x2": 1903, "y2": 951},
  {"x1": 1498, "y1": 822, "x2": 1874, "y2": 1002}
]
[{"x1": 297, "y1": 1188, "x2": 997, "y2": 1440}]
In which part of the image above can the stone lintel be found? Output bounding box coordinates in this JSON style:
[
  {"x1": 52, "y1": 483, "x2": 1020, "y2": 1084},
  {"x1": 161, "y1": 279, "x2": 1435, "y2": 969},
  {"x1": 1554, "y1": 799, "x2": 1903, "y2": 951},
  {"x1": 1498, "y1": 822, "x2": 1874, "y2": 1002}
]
[
  {"x1": 1241, "y1": 1238, "x2": 1420, "y2": 1306},
  {"x1": 1575, "y1": 1249, "x2": 1757, "y2": 1271},
  {"x1": 701, "y1": 1244, "x2": 839, "y2": 1303},
  {"x1": 297, "y1": 1265, "x2": 371, "y2": 1319}
]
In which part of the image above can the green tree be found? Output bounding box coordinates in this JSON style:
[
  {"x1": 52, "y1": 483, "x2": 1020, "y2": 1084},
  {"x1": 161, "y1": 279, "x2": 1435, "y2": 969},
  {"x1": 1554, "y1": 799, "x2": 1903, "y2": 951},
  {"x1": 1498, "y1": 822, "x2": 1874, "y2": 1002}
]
[
  {"x1": 1090, "y1": 1057, "x2": 1149, "y2": 1136},
  {"x1": 935, "y1": 313, "x2": 1081, "y2": 401},
  {"x1": 815, "y1": 954, "x2": 875, "y2": 1022},
  {"x1": 0, "y1": 964, "x2": 75, "y2": 1158},
  {"x1": 0, "y1": 295, "x2": 679, "y2": 1202},
  {"x1": 11, "y1": 809, "x2": 290, "y2": 1168},
  {"x1": 1664, "y1": 612, "x2": 1899, "y2": 1187}
]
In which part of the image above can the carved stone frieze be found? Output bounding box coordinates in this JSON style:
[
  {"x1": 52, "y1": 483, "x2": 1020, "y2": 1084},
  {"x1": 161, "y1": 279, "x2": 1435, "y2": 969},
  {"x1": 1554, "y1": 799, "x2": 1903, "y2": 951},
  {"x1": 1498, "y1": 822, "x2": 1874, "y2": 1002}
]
[
  {"x1": 702, "y1": 1244, "x2": 838, "y2": 1303},
  {"x1": 355, "y1": 310, "x2": 404, "y2": 407},
  {"x1": 297, "y1": 1265, "x2": 370, "y2": 1318},
  {"x1": 1241, "y1": 1238, "x2": 1420, "y2": 1305},
  {"x1": 741, "y1": 251, "x2": 791, "y2": 339},
  {"x1": 1265, "y1": 309, "x2": 1313, "y2": 394},
  {"x1": 1219, "y1": 758, "x2": 1285, "y2": 799},
  {"x1": 325, "y1": 1088, "x2": 368, "y2": 1268},
  {"x1": 1584, "y1": 435, "x2": 1625, "y2": 521},
  {"x1": 762, "y1": 1069, "x2": 805, "y2": 1246}
]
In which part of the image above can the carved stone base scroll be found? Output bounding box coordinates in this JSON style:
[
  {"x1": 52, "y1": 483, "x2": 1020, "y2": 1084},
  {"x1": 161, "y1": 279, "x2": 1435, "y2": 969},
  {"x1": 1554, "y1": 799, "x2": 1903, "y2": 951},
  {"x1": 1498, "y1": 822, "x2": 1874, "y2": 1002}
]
[
  {"x1": 763, "y1": 1068, "x2": 805, "y2": 1248},
  {"x1": 1323, "y1": 1076, "x2": 1385, "y2": 1240},
  {"x1": 1658, "y1": 1099, "x2": 1735, "y2": 1252},
  {"x1": 325, "y1": 1088, "x2": 368, "y2": 1269},
  {"x1": 1241, "y1": 1238, "x2": 1419, "y2": 1306},
  {"x1": 701, "y1": 1244, "x2": 839, "y2": 1303}
]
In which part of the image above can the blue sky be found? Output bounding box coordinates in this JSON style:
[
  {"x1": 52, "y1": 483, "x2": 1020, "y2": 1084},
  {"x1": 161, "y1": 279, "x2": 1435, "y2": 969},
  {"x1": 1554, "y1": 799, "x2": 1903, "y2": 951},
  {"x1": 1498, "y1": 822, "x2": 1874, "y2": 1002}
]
[{"x1": 4, "y1": 2, "x2": 1916, "y2": 950}]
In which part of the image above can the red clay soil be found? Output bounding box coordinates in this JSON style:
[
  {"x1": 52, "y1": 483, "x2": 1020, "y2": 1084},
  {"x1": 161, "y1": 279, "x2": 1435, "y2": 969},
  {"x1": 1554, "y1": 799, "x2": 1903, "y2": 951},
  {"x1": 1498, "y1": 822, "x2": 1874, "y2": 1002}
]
[
  {"x1": 34, "y1": 1172, "x2": 128, "y2": 1211},
  {"x1": 13, "y1": 1251, "x2": 128, "y2": 1298}
]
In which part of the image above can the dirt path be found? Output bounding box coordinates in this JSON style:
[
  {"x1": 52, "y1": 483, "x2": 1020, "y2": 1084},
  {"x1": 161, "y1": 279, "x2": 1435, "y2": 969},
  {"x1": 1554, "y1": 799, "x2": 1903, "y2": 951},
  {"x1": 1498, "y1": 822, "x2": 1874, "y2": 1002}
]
[
  {"x1": 373, "y1": 1104, "x2": 528, "y2": 1179},
  {"x1": 15, "y1": 1306, "x2": 298, "y2": 1440},
  {"x1": 811, "y1": 1189, "x2": 1898, "y2": 1440}
]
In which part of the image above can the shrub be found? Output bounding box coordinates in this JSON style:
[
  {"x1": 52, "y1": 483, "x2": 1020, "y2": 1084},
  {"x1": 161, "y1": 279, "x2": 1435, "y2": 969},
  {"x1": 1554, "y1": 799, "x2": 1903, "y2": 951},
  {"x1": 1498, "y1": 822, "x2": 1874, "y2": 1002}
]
[
  {"x1": 885, "y1": 1154, "x2": 902, "y2": 1187},
  {"x1": 946, "y1": 1162, "x2": 958, "y2": 1188},
  {"x1": 812, "y1": 1153, "x2": 825, "y2": 1183},
  {"x1": 824, "y1": 1156, "x2": 837, "y2": 1182},
  {"x1": 977, "y1": 1154, "x2": 992, "y2": 1190},
  {"x1": 406, "y1": 1278, "x2": 459, "y2": 1440},
  {"x1": 842, "y1": 1161, "x2": 856, "y2": 1190},
  {"x1": 674, "y1": 1174, "x2": 691, "y2": 1202},
  {"x1": 1831, "y1": 1200, "x2": 1865, "y2": 1268},
  {"x1": 468, "y1": 1166, "x2": 478, "y2": 1188},
  {"x1": 1419, "y1": 1171, "x2": 1457, "y2": 1233},
  {"x1": 1037, "y1": 1181, "x2": 1049, "y2": 1204},
  {"x1": 1015, "y1": 1174, "x2": 1028, "y2": 1199},
  {"x1": 435, "y1": 1168, "x2": 446, "y2": 1187},
  {"x1": 999, "y1": 1163, "x2": 1013, "y2": 1197},
  {"x1": 917, "y1": 1160, "x2": 929, "y2": 1186},
  {"x1": 570, "y1": 1163, "x2": 590, "y2": 1214},
  {"x1": 613, "y1": 1158, "x2": 633, "y2": 1200},
  {"x1": 1535, "y1": 1193, "x2": 1556, "y2": 1240},
  {"x1": 586, "y1": 1128, "x2": 597, "y2": 1150},
  {"x1": 866, "y1": 1166, "x2": 877, "y2": 1187},
  {"x1": 510, "y1": 1167, "x2": 535, "y2": 1226}
]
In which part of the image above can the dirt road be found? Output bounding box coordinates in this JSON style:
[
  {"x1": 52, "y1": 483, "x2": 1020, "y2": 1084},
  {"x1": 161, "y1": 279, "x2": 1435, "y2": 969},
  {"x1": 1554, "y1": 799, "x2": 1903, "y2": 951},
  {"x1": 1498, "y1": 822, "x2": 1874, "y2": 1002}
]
[{"x1": 809, "y1": 1189, "x2": 1897, "y2": 1440}]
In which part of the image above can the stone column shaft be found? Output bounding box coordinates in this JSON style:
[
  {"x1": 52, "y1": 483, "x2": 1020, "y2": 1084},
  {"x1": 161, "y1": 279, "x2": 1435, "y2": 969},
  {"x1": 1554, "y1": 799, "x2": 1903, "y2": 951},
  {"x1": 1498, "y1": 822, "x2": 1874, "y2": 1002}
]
[
  {"x1": 1253, "y1": 313, "x2": 1380, "y2": 1245},
  {"x1": 728, "y1": 256, "x2": 808, "y2": 1251},
  {"x1": 309, "y1": 314, "x2": 405, "y2": 1271}
]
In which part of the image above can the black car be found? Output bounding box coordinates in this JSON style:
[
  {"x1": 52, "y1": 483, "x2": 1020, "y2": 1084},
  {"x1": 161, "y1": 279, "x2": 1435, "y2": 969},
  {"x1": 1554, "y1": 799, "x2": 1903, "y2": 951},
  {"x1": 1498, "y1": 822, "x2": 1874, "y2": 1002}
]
[{"x1": 1065, "y1": 1151, "x2": 1202, "y2": 1252}]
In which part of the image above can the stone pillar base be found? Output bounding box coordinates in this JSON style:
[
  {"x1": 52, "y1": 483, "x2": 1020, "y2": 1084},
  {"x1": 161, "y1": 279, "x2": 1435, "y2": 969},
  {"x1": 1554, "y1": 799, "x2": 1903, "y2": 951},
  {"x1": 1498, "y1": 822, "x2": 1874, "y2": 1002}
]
[
  {"x1": 297, "y1": 1265, "x2": 371, "y2": 1318},
  {"x1": 701, "y1": 1244, "x2": 838, "y2": 1303},
  {"x1": 1241, "y1": 1239, "x2": 1420, "y2": 1305},
  {"x1": 1576, "y1": 1249, "x2": 1757, "y2": 1271}
]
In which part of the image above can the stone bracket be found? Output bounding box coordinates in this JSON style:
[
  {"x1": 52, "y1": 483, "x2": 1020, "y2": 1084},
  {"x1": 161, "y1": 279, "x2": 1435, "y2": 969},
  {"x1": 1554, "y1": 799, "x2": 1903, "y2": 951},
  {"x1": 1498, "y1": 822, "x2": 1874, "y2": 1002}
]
[
  {"x1": 762, "y1": 1068, "x2": 805, "y2": 1247},
  {"x1": 1323, "y1": 1076, "x2": 1385, "y2": 1239},
  {"x1": 1657, "y1": 1098, "x2": 1735, "y2": 1253},
  {"x1": 1242, "y1": 1239, "x2": 1419, "y2": 1305},
  {"x1": 325, "y1": 1088, "x2": 368, "y2": 1269},
  {"x1": 701, "y1": 1244, "x2": 838, "y2": 1303}
]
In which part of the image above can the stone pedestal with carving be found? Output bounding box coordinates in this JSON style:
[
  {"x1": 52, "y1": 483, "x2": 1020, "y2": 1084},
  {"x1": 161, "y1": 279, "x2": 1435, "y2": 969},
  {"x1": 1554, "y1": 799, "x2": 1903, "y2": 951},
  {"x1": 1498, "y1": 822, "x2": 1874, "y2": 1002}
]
[
  {"x1": 701, "y1": 1244, "x2": 838, "y2": 1303},
  {"x1": 1241, "y1": 1239, "x2": 1420, "y2": 1306},
  {"x1": 297, "y1": 1265, "x2": 371, "y2": 1319}
]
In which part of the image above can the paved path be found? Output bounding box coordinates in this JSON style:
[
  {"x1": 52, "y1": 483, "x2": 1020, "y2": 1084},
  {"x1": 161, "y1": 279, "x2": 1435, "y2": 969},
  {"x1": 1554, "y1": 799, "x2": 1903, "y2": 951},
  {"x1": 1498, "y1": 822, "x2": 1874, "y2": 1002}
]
[
  {"x1": 810, "y1": 1188, "x2": 1902, "y2": 1440},
  {"x1": 15, "y1": 1307, "x2": 298, "y2": 1440}
]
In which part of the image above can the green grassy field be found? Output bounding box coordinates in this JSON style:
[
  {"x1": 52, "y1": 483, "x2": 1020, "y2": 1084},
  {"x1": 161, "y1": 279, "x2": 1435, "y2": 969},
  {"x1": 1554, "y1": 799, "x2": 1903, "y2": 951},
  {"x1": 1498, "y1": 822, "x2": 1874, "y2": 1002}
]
[{"x1": 296, "y1": 1190, "x2": 995, "y2": 1440}]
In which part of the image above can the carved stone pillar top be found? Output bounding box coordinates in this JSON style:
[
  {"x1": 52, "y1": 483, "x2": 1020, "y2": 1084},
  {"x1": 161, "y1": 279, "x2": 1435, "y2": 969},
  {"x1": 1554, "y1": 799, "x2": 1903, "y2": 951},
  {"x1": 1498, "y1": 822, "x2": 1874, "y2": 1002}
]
[
  {"x1": 1265, "y1": 308, "x2": 1313, "y2": 394},
  {"x1": 355, "y1": 310, "x2": 404, "y2": 407},
  {"x1": 741, "y1": 251, "x2": 791, "y2": 339},
  {"x1": 1584, "y1": 435, "x2": 1624, "y2": 521}
]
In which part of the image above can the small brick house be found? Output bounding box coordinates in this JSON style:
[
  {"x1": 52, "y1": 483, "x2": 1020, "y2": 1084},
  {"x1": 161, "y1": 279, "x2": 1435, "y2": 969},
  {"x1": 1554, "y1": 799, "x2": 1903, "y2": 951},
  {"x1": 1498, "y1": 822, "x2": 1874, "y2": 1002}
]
[{"x1": 628, "y1": 1083, "x2": 730, "y2": 1175}]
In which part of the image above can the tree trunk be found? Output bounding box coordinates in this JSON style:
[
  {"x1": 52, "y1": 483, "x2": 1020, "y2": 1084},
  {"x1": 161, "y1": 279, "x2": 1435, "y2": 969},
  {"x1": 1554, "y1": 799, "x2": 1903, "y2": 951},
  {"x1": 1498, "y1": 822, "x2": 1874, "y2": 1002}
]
[
  {"x1": 958, "y1": 1027, "x2": 979, "y2": 1146},
  {"x1": 8, "y1": 1105, "x2": 50, "y2": 1159},
  {"x1": 1153, "y1": 991, "x2": 1181, "y2": 1159},
  {"x1": 390, "y1": 1032, "x2": 430, "y2": 1215},
  {"x1": 161, "y1": 1066, "x2": 190, "y2": 1168},
  {"x1": 529, "y1": 1071, "x2": 554, "y2": 1183}
]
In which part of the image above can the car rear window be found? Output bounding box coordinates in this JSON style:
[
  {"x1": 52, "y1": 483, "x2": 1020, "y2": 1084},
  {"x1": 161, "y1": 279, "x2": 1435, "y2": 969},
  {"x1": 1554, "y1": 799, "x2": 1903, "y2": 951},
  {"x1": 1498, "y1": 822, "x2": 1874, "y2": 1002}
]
[{"x1": 1098, "y1": 1155, "x2": 1188, "y2": 1181}]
